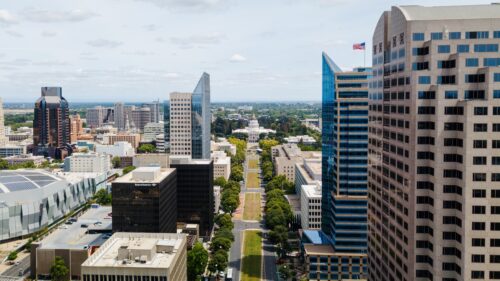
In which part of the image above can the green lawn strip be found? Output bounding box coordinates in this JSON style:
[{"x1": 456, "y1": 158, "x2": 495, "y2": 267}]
[
  {"x1": 246, "y1": 172, "x2": 260, "y2": 188},
  {"x1": 241, "y1": 230, "x2": 262, "y2": 281},
  {"x1": 243, "y1": 193, "x2": 261, "y2": 221},
  {"x1": 248, "y1": 159, "x2": 259, "y2": 169}
]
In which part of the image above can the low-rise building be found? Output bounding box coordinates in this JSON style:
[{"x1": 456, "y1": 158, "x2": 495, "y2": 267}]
[
  {"x1": 31, "y1": 206, "x2": 112, "y2": 280},
  {"x1": 143, "y1": 122, "x2": 164, "y2": 142},
  {"x1": 103, "y1": 133, "x2": 141, "y2": 148},
  {"x1": 0, "y1": 145, "x2": 26, "y2": 158},
  {"x1": 133, "y1": 153, "x2": 169, "y2": 168},
  {"x1": 81, "y1": 232, "x2": 187, "y2": 281},
  {"x1": 295, "y1": 158, "x2": 321, "y2": 195},
  {"x1": 211, "y1": 151, "x2": 231, "y2": 180},
  {"x1": 4, "y1": 154, "x2": 45, "y2": 166},
  {"x1": 211, "y1": 138, "x2": 237, "y2": 155},
  {"x1": 64, "y1": 152, "x2": 111, "y2": 175},
  {"x1": 272, "y1": 144, "x2": 320, "y2": 183},
  {"x1": 232, "y1": 115, "x2": 275, "y2": 143},
  {"x1": 284, "y1": 135, "x2": 317, "y2": 145},
  {"x1": 95, "y1": 141, "x2": 135, "y2": 157},
  {"x1": 300, "y1": 182, "x2": 322, "y2": 230}
]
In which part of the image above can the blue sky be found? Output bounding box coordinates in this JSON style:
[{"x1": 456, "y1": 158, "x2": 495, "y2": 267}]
[{"x1": 0, "y1": 0, "x2": 491, "y2": 102}]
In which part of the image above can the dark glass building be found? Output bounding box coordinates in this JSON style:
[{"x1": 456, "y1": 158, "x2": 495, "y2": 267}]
[
  {"x1": 33, "y1": 87, "x2": 71, "y2": 159},
  {"x1": 112, "y1": 167, "x2": 177, "y2": 233},
  {"x1": 170, "y1": 157, "x2": 214, "y2": 239}
]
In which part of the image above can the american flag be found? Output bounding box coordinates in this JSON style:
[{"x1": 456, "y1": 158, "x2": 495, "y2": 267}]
[{"x1": 353, "y1": 42, "x2": 366, "y2": 50}]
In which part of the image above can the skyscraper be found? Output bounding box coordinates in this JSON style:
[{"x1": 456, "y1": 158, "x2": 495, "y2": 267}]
[
  {"x1": 144, "y1": 100, "x2": 161, "y2": 123},
  {"x1": 114, "y1": 102, "x2": 125, "y2": 131},
  {"x1": 69, "y1": 114, "x2": 83, "y2": 143},
  {"x1": 167, "y1": 73, "x2": 211, "y2": 159},
  {"x1": 302, "y1": 53, "x2": 370, "y2": 280},
  {"x1": 0, "y1": 98, "x2": 8, "y2": 146},
  {"x1": 33, "y1": 87, "x2": 71, "y2": 158},
  {"x1": 131, "y1": 107, "x2": 151, "y2": 132},
  {"x1": 368, "y1": 5, "x2": 500, "y2": 281}
]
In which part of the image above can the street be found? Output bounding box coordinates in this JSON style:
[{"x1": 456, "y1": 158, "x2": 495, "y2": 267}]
[{"x1": 1, "y1": 255, "x2": 30, "y2": 278}]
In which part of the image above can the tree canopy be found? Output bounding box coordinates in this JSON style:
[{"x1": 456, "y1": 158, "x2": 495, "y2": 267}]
[
  {"x1": 187, "y1": 242, "x2": 208, "y2": 281},
  {"x1": 50, "y1": 256, "x2": 69, "y2": 281}
]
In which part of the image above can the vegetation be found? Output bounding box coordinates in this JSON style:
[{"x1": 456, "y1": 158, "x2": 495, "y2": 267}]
[
  {"x1": 212, "y1": 117, "x2": 246, "y2": 137},
  {"x1": 214, "y1": 176, "x2": 227, "y2": 188},
  {"x1": 265, "y1": 175, "x2": 295, "y2": 194},
  {"x1": 259, "y1": 139, "x2": 279, "y2": 182},
  {"x1": 220, "y1": 180, "x2": 240, "y2": 214},
  {"x1": 248, "y1": 159, "x2": 259, "y2": 169},
  {"x1": 241, "y1": 230, "x2": 262, "y2": 281},
  {"x1": 0, "y1": 159, "x2": 37, "y2": 170},
  {"x1": 5, "y1": 113, "x2": 34, "y2": 130},
  {"x1": 243, "y1": 193, "x2": 261, "y2": 221},
  {"x1": 93, "y1": 189, "x2": 111, "y2": 205},
  {"x1": 246, "y1": 172, "x2": 260, "y2": 189},
  {"x1": 122, "y1": 165, "x2": 136, "y2": 175},
  {"x1": 7, "y1": 251, "x2": 17, "y2": 261},
  {"x1": 137, "y1": 143, "x2": 156, "y2": 153},
  {"x1": 187, "y1": 242, "x2": 208, "y2": 281},
  {"x1": 111, "y1": 156, "x2": 121, "y2": 168},
  {"x1": 265, "y1": 187, "x2": 293, "y2": 258},
  {"x1": 50, "y1": 256, "x2": 69, "y2": 281}
]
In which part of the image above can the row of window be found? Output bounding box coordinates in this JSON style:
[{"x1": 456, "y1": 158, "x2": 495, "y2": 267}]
[
  {"x1": 413, "y1": 44, "x2": 499, "y2": 55},
  {"x1": 418, "y1": 74, "x2": 500, "y2": 85},
  {"x1": 413, "y1": 31, "x2": 500, "y2": 41}
]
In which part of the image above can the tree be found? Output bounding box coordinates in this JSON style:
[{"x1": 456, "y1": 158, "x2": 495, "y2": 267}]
[
  {"x1": 112, "y1": 156, "x2": 121, "y2": 168},
  {"x1": 93, "y1": 189, "x2": 112, "y2": 205},
  {"x1": 214, "y1": 177, "x2": 227, "y2": 188},
  {"x1": 214, "y1": 228, "x2": 234, "y2": 242},
  {"x1": 123, "y1": 166, "x2": 136, "y2": 175},
  {"x1": 187, "y1": 242, "x2": 208, "y2": 281},
  {"x1": 229, "y1": 165, "x2": 243, "y2": 182},
  {"x1": 220, "y1": 192, "x2": 238, "y2": 214},
  {"x1": 215, "y1": 213, "x2": 234, "y2": 230},
  {"x1": 210, "y1": 237, "x2": 232, "y2": 252},
  {"x1": 278, "y1": 265, "x2": 293, "y2": 280},
  {"x1": 50, "y1": 256, "x2": 69, "y2": 281},
  {"x1": 7, "y1": 251, "x2": 17, "y2": 261},
  {"x1": 208, "y1": 250, "x2": 228, "y2": 273},
  {"x1": 0, "y1": 159, "x2": 8, "y2": 170},
  {"x1": 137, "y1": 144, "x2": 156, "y2": 153}
]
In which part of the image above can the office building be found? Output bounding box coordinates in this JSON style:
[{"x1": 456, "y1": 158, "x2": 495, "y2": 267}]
[
  {"x1": 295, "y1": 158, "x2": 322, "y2": 195},
  {"x1": 144, "y1": 100, "x2": 161, "y2": 123},
  {"x1": 31, "y1": 206, "x2": 112, "y2": 280},
  {"x1": 104, "y1": 133, "x2": 141, "y2": 148},
  {"x1": 284, "y1": 135, "x2": 317, "y2": 145},
  {"x1": 33, "y1": 87, "x2": 71, "y2": 158},
  {"x1": 131, "y1": 107, "x2": 151, "y2": 132},
  {"x1": 70, "y1": 114, "x2": 84, "y2": 143},
  {"x1": 112, "y1": 167, "x2": 177, "y2": 233},
  {"x1": 167, "y1": 73, "x2": 211, "y2": 159},
  {"x1": 64, "y1": 152, "x2": 111, "y2": 174},
  {"x1": 163, "y1": 101, "x2": 170, "y2": 153},
  {"x1": 133, "y1": 153, "x2": 169, "y2": 168},
  {"x1": 170, "y1": 156, "x2": 214, "y2": 239},
  {"x1": 0, "y1": 144, "x2": 25, "y2": 158},
  {"x1": 300, "y1": 182, "x2": 322, "y2": 230},
  {"x1": 368, "y1": 4, "x2": 500, "y2": 281},
  {"x1": 211, "y1": 151, "x2": 231, "y2": 180},
  {"x1": 114, "y1": 102, "x2": 125, "y2": 131},
  {"x1": 211, "y1": 138, "x2": 237, "y2": 155},
  {"x1": 143, "y1": 122, "x2": 164, "y2": 142},
  {"x1": 81, "y1": 232, "x2": 187, "y2": 281},
  {"x1": 4, "y1": 154, "x2": 45, "y2": 166},
  {"x1": 95, "y1": 141, "x2": 135, "y2": 157},
  {"x1": 272, "y1": 143, "x2": 321, "y2": 182},
  {"x1": 155, "y1": 134, "x2": 165, "y2": 153},
  {"x1": 0, "y1": 170, "x2": 107, "y2": 241}
]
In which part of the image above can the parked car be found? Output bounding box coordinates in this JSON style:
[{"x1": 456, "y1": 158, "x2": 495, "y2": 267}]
[{"x1": 81, "y1": 224, "x2": 88, "y2": 228}]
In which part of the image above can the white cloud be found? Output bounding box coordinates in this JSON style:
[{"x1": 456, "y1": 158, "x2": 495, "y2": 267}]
[
  {"x1": 229, "y1": 53, "x2": 246, "y2": 62},
  {"x1": 164, "y1": 72, "x2": 180, "y2": 78},
  {"x1": 170, "y1": 32, "x2": 225, "y2": 48},
  {"x1": 41, "y1": 31, "x2": 57, "y2": 37},
  {"x1": 87, "y1": 39, "x2": 123, "y2": 48},
  {"x1": 5, "y1": 30, "x2": 22, "y2": 38},
  {"x1": 0, "y1": 10, "x2": 17, "y2": 25},
  {"x1": 135, "y1": 0, "x2": 229, "y2": 11},
  {"x1": 143, "y1": 24, "x2": 159, "y2": 31},
  {"x1": 123, "y1": 50, "x2": 156, "y2": 56},
  {"x1": 23, "y1": 9, "x2": 98, "y2": 23}
]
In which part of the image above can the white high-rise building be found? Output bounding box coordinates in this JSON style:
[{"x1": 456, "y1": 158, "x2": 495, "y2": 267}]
[
  {"x1": 300, "y1": 182, "x2": 322, "y2": 230},
  {"x1": 114, "y1": 102, "x2": 125, "y2": 131},
  {"x1": 169, "y1": 93, "x2": 192, "y2": 156},
  {"x1": 369, "y1": 4, "x2": 500, "y2": 281},
  {"x1": 64, "y1": 152, "x2": 111, "y2": 174},
  {"x1": 143, "y1": 122, "x2": 165, "y2": 142}
]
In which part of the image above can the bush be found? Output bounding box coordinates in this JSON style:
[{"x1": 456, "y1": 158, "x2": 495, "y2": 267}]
[{"x1": 7, "y1": 251, "x2": 17, "y2": 261}]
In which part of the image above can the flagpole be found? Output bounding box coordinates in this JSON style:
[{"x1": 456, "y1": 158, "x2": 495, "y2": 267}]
[{"x1": 364, "y1": 48, "x2": 366, "y2": 68}]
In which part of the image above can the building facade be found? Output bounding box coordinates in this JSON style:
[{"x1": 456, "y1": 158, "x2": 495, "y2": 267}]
[
  {"x1": 131, "y1": 107, "x2": 151, "y2": 132},
  {"x1": 33, "y1": 87, "x2": 71, "y2": 158},
  {"x1": 300, "y1": 182, "x2": 322, "y2": 230},
  {"x1": 211, "y1": 151, "x2": 231, "y2": 180},
  {"x1": 112, "y1": 167, "x2": 177, "y2": 233},
  {"x1": 95, "y1": 141, "x2": 135, "y2": 157},
  {"x1": 144, "y1": 100, "x2": 161, "y2": 123},
  {"x1": 170, "y1": 157, "x2": 214, "y2": 239},
  {"x1": 368, "y1": 5, "x2": 500, "y2": 281},
  {"x1": 114, "y1": 102, "x2": 125, "y2": 131},
  {"x1": 70, "y1": 114, "x2": 83, "y2": 143},
  {"x1": 0, "y1": 98, "x2": 8, "y2": 146},
  {"x1": 64, "y1": 152, "x2": 111, "y2": 174},
  {"x1": 143, "y1": 122, "x2": 164, "y2": 142},
  {"x1": 295, "y1": 158, "x2": 322, "y2": 195}
]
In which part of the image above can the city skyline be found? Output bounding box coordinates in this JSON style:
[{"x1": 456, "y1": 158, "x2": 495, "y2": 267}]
[{"x1": 0, "y1": 0, "x2": 491, "y2": 103}]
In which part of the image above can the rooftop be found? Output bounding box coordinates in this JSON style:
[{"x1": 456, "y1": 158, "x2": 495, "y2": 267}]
[
  {"x1": 397, "y1": 4, "x2": 500, "y2": 21},
  {"x1": 0, "y1": 170, "x2": 60, "y2": 194},
  {"x1": 39, "y1": 206, "x2": 112, "y2": 250},
  {"x1": 113, "y1": 167, "x2": 175, "y2": 183},
  {"x1": 81, "y1": 232, "x2": 186, "y2": 269},
  {"x1": 302, "y1": 182, "x2": 322, "y2": 199}
]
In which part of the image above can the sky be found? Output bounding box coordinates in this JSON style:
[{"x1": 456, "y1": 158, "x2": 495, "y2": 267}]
[{"x1": 0, "y1": 0, "x2": 491, "y2": 103}]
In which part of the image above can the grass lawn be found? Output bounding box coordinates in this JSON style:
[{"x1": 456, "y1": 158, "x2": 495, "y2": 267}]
[
  {"x1": 243, "y1": 193, "x2": 261, "y2": 221},
  {"x1": 241, "y1": 230, "x2": 262, "y2": 281},
  {"x1": 248, "y1": 158, "x2": 259, "y2": 169},
  {"x1": 246, "y1": 172, "x2": 260, "y2": 188}
]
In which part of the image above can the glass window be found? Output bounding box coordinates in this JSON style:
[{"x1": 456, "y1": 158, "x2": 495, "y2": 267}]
[
  {"x1": 466, "y1": 31, "x2": 489, "y2": 39},
  {"x1": 495, "y1": 73, "x2": 500, "y2": 82},
  {"x1": 484, "y1": 58, "x2": 500, "y2": 67},
  {"x1": 418, "y1": 76, "x2": 431, "y2": 84},
  {"x1": 399, "y1": 48, "x2": 405, "y2": 58},
  {"x1": 474, "y1": 44, "x2": 499, "y2": 52},
  {"x1": 457, "y1": 44, "x2": 469, "y2": 53},
  {"x1": 494, "y1": 90, "x2": 500, "y2": 99},
  {"x1": 466, "y1": 58, "x2": 479, "y2": 67},
  {"x1": 445, "y1": 91, "x2": 458, "y2": 99},
  {"x1": 413, "y1": 33, "x2": 425, "y2": 41},
  {"x1": 495, "y1": 31, "x2": 500, "y2": 38},
  {"x1": 449, "y1": 32, "x2": 461, "y2": 39},
  {"x1": 438, "y1": 45, "x2": 451, "y2": 53},
  {"x1": 431, "y1": 32, "x2": 443, "y2": 40}
]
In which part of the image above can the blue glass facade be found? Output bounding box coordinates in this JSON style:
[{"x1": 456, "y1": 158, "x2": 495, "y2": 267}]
[
  {"x1": 315, "y1": 52, "x2": 370, "y2": 279},
  {"x1": 191, "y1": 72, "x2": 211, "y2": 159}
]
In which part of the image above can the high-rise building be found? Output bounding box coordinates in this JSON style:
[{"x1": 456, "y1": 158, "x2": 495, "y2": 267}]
[
  {"x1": 302, "y1": 54, "x2": 370, "y2": 281},
  {"x1": 0, "y1": 98, "x2": 8, "y2": 146},
  {"x1": 170, "y1": 156, "x2": 214, "y2": 239},
  {"x1": 163, "y1": 101, "x2": 170, "y2": 153},
  {"x1": 143, "y1": 122, "x2": 165, "y2": 142},
  {"x1": 33, "y1": 87, "x2": 71, "y2": 158},
  {"x1": 86, "y1": 106, "x2": 114, "y2": 128},
  {"x1": 166, "y1": 73, "x2": 211, "y2": 159},
  {"x1": 144, "y1": 100, "x2": 161, "y2": 123},
  {"x1": 131, "y1": 107, "x2": 151, "y2": 132},
  {"x1": 69, "y1": 114, "x2": 83, "y2": 143},
  {"x1": 114, "y1": 102, "x2": 125, "y2": 131},
  {"x1": 368, "y1": 5, "x2": 500, "y2": 281},
  {"x1": 112, "y1": 167, "x2": 177, "y2": 233}
]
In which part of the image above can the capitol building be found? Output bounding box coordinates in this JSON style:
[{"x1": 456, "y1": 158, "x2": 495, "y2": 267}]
[{"x1": 232, "y1": 115, "x2": 276, "y2": 143}]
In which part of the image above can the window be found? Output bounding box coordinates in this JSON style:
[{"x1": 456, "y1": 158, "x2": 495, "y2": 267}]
[
  {"x1": 493, "y1": 190, "x2": 500, "y2": 198},
  {"x1": 495, "y1": 31, "x2": 500, "y2": 38},
  {"x1": 417, "y1": 166, "x2": 434, "y2": 175},
  {"x1": 494, "y1": 107, "x2": 500, "y2": 115},
  {"x1": 495, "y1": 73, "x2": 500, "y2": 82},
  {"x1": 491, "y1": 239, "x2": 500, "y2": 247},
  {"x1": 493, "y1": 157, "x2": 500, "y2": 165},
  {"x1": 472, "y1": 254, "x2": 485, "y2": 263},
  {"x1": 473, "y1": 156, "x2": 487, "y2": 165},
  {"x1": 457, "y1": 44, "x2": 469, "y2": 53},
  {"x1": 474, "y1": 107, "x2": 488, "y2": 115},
  {"x1": 492, "y1": 255, "x2": 500, "y2": 263},
  {"x1": 417, "y1": 136, "x2": 434, "y2": 145},
  {"x1": 466, "y1": 31, "x2": 489, "y2": 39},
  {"x1": 438, "y1": 59, "x2": 455, "y2": 69},
  {"x1": 443, "y1": 170, "x2": 462, "y2": 179},
  {"x1": 473, "y1": 173, "x2": 487, "y2": 181},
  {"x1": 412, "y1": 47, "x2": 429, "y2": 56},
  {"x1": 437, "y1": 75, "x2": 455, "y2": 85},
  {"x1": 494, "y1": 90, "x2": 500, "y2": 99},
  {"x1": 444, "y1": 153, "x2": 463, "y2": 162},
  {"x1": 445, "y1": 91, "x2": 458, "y2": 99},
  {"x1": 418, "y1": 106, "x2": 435, "y2": 114},
  {"x1": 466, "y1": 58, "x2": 479, "y2": 67},
  {"x1": 465, "y1": 74, "x2": 486, "y2": 83},
  {"x1": 472, "y1": 222, "x2": 486, "y2": 230},
  {"x1": 474, "y1": 123, "x2": 488, "y2": 132},
  {"x1": 413, "y1": 33, "x2": 425, "y2": 41},
  {"x1": 431, "y1": 32, "x2": 443, "y2": 40},
  {"x1": 449, "y1": 32, "x2": 461, "y2": 39},
  {"x1": 472, "y1": 206, "x2": 486, "y2": 214},
  {"x1": 444, "y1": 185, "x2": 462, "y2": 195},
  {"x1": 474, "y1": 44, "x2": 499, "y2": 52},
  {"x1": 417, "y1": 151, "x2": 434, "y2": 160},
  {"x1": 444, "y1": 107, "x2": 463, "y2": 115},
  {"x1": 473, "y1": 189, "x2": 486, "y2": 198},
  {"x1": 438, "y1": 45, "x2": 451, "y2": 53},
  {"x1": 444, "y1": 122, "x2": 463, "y2": 131},
  {"x1": 443, "y1": 216, "x2": 461, "y2": 226},
  {"x1": 494, "y1": 173, "x2": 500, "y2": 182},
  {"x1": 444, "y1": 138, "x2": 463, "y2": 147},
  {"x1": 494, "y1": 140, "x2": 500, "y2": 148},
  {"x1": 472, "y1": 238, "x2": 485, "y2": 247},
  {"x1": 418, "y1": 121, "x2": 435, "y2": 130},
  {"x1": 412, "y1": 62, "x2": 429, "y2": 70},
  {"x1": 493, "y1": 223, "x2": 500, "y2": 231},
  {"x1": 418, "y1": 91, "x2": 435, "y2": 99},
  {"x1": 418, "y1": 76, "x2": 431, "y2": 84},
  {"x1": 472, "y1": 271, "x2": 485, "y2": 279},
  {"x1": 484, "y1": 58, "x2": 500, "y2": 67},
  {"x1": 465, "y1": 90, "x2": 485, "y2": 100},
  {"x1": 443, "y1": 232, "x2": 461, "y2": 242}
]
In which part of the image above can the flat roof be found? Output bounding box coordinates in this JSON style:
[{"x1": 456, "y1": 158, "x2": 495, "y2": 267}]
[
  {"x1": 40, "y1": 206, "x2": 112, "y2": 250},
  {"x1": 285, "y1": 194, "x2": 301, "y2": 213},
  {"x1": 397, "y1": 4, "x2": 500, "y2": 21},
  {"x1": 113, "y1": 168, "x2": 175, "y2": 183},
  {"x1": 0, "y1": 170, "x2": 60, "y2": 193},
  {"x1": 82, "y1": 232, "x2": 186, "y2": 269},
  {"x1": 302, "y1": 184, "x2": 322, "y2": 199}
]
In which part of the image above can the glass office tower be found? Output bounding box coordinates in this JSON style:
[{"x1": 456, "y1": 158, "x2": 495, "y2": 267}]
[
  {"x1": 302, "y1": 53, "x2": 370, "y2": 280},
  {"x1": 191, "y1": 72, "x2": 211, "y2": 160}
]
